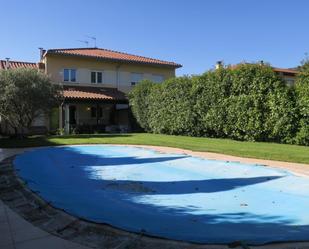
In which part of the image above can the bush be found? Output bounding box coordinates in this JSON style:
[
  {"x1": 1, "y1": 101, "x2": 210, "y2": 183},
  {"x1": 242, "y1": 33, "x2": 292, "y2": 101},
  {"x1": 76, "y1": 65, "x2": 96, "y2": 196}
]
[
  {"x1": 128, "y1": 63, "x2": 301, "y2": 144},
  {"x1": 295, "y1": 67, "x2": 309, "y2": 145},
  {"x1": 129, "y1": 80, "x2": 155, "y2": 131},
  {"x1": 148, "y1": 77, "x2": 197, "y2": 135},
  {"x1": 193, "y1": 68, "x2": 232, "y2": 137},
  {"x1": 224, "y1": 64, "x2": 296, "y2": 142}
]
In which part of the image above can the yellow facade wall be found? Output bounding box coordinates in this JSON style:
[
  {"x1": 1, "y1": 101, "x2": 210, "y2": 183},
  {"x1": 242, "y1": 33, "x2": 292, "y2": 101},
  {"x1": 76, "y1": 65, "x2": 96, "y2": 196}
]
[{"x1": 45, "y1": 55, "x2": 176, "y2": 93}]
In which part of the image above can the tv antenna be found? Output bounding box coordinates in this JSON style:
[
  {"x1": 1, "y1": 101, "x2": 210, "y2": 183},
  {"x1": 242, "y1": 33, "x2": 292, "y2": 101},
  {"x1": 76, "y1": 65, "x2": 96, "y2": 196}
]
[
  {"x1": 77, "y1": 40, "x2": 89, "y2": 47},
  {"x1": 85, "y1": 35, "x2": 97, "y2": 48}
]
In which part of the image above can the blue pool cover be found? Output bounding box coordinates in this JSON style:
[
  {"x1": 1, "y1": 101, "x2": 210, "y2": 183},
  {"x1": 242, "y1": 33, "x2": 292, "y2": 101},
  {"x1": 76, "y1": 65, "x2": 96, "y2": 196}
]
[{"x1": 13, "y1": 145, "x2": 309, "y2": 245}]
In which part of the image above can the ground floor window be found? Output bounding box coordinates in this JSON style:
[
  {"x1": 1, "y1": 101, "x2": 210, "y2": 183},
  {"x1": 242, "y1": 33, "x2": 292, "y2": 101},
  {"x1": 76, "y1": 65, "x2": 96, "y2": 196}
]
[{"x1": 90, "y1": 106, "x2": 103, "y2": 118}]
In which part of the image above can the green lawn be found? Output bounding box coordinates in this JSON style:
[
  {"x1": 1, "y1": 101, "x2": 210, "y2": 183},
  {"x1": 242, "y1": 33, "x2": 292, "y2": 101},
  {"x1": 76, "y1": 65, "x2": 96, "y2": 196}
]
[{"x1": 1, "y1": 133, "x2": 309, "y2": 164}]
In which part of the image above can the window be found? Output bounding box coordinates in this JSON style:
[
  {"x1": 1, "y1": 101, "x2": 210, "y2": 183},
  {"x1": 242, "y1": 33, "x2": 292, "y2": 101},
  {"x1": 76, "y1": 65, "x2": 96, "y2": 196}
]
[
  {"x1": 91, "y1": 71, "x2": 103, "y2": 83},
  {"x1": 91, "y1": 72, "x2": 96, "y2": 83},
  {"x1": 131, "y1": 73, "x2": 143, "y2": 86},
  {"x1": 90, "y1": 107, "x2": 103, "y2": 118},
  {"x1": 152, "y1": 74, "x2": 164, "y2": 83},
  {"x1": 63, "y1": 69, "x2": 76, "y2": 82}
]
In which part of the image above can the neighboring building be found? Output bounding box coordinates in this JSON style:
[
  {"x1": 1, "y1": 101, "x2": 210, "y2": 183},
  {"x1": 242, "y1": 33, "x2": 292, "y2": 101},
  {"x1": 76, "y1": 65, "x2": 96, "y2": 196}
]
[
  {"x1": 272, "y1": 67, "x2": 298, "y2": 86},
  {"x1": 0, "y1": 47, "x2": 182, "y2": 135},
  {"x1": 219, "y1": 61, "x2": 299, "y2": 85}
]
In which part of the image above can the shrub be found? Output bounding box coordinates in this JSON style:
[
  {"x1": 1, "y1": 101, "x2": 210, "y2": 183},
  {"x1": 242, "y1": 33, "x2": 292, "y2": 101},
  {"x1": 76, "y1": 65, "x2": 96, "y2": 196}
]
[
  {"x1": 295, "y1": 66, "x2": 309, "y2": 145},
  {"x1": 224, "y1": 64, "x2": 296, "y2": 142},
  {"x1": 129, "y1": 80, "x2": 155, "y2": 131},
  {"x1": 128, "y1": 63, "x2": 300, "y2": 144},
  {"x1": 193, "y1": 68, "x2": 232, "y2": 137},
  {"x1": 148, "y1": 77, "x2": 197, "y2": 135}
]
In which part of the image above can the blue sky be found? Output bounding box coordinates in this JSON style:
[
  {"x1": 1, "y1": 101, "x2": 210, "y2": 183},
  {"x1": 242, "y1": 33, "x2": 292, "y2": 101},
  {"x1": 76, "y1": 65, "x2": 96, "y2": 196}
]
[{"x1": 1, "y1": 0, "x2": 309, "y2": 75}]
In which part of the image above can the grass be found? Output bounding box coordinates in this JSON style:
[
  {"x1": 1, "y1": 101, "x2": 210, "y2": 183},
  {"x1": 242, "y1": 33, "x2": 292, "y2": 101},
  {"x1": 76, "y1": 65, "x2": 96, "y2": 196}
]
[{"x1": 1, "y1": 133, "x2": 309, "y2": 164}]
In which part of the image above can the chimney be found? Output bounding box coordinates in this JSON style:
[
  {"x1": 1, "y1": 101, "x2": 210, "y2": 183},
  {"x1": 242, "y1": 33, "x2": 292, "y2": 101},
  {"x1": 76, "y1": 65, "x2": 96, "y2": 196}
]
[
  {"x1": 37, "y1": 62, "x2": 45, "y2": 72},
  {"x1": 38, "y1": 47, "x2": 46, "y2": 61},
  {"x1": 5, "y1": 58, "x2": 10, "y2": 70},
  {"x1": 215, "y1": 61, "x2": 223, "y2": 69}
]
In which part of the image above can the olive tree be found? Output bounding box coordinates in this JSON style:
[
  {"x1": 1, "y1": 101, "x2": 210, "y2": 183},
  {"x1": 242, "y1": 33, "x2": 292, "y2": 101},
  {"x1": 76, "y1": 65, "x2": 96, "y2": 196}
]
[{"x1": 0, "y1": 68, "x2": 62, "y2": 137}]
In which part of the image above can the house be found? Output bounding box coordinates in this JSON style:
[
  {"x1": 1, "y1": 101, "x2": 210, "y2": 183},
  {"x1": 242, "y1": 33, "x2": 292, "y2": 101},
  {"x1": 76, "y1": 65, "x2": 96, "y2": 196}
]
[
  {"x1": 272, "y1": 67, "x2": 298, "y2": 85},
  {"x1": 0, "y1": 47, "x2": 182, "y2": 135},
  {"x1": 217, "y1": 61, "x2": 299, "y2": 85}
]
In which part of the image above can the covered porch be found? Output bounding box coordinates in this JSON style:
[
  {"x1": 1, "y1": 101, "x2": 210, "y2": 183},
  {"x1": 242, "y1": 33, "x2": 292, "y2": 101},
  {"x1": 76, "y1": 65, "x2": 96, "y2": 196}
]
[{"x1": 59, "y1": 86, "x2": 129, "y2": 134}]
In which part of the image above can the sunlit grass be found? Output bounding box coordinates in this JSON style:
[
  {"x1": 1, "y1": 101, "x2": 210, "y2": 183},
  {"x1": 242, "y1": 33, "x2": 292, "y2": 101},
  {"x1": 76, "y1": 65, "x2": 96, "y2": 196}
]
[{"x1": 1, "y1": 133, "x2": 309, "y2": 164}]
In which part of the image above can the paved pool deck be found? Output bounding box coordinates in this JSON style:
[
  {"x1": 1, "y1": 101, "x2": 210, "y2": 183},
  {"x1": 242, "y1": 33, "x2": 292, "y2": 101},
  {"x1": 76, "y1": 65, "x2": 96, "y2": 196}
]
[
  {"x1": 0, "y1": 199, "x2": 90, "y2": 249},
  {"x1": 1, "y1": 146, "x2": 309, "y2": 249}
]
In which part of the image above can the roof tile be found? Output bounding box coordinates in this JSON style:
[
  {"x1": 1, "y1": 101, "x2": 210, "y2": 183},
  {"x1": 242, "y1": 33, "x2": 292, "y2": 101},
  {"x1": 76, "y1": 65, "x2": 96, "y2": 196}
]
[
  {"x1": 63, "y1": 85, "x2": 127, "y2": 101},
  {"x1": 46, "y1": 47, "x2": 182, "y2": 68},
  {"x1": 0, "y1": 60, "x2": 37, "y2": 69}
]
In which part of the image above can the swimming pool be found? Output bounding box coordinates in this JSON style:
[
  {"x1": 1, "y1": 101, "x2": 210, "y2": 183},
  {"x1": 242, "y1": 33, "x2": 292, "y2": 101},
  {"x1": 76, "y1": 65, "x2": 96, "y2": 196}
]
[{"x1": 13, "y1": 145, "x2": 309, "y2": 245}]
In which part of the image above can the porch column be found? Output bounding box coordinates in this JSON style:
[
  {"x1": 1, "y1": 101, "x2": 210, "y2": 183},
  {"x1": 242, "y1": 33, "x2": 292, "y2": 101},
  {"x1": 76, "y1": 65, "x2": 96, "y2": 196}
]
[{"x1": 64, "y1": 104, "x2": 70, "y2": 134}]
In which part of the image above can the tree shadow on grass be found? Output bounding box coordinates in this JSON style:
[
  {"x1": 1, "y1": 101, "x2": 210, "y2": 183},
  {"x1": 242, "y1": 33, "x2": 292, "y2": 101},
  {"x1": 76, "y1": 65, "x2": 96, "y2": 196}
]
[{"x1": 0, "y1": 133, "x2": 133, "y2": 148}]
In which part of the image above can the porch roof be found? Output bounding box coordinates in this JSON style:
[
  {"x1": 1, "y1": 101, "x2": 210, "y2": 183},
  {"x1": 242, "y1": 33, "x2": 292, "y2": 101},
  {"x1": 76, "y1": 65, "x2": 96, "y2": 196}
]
[{"x1": 63, "y1": 86, "x2": 127, "y2": 101}]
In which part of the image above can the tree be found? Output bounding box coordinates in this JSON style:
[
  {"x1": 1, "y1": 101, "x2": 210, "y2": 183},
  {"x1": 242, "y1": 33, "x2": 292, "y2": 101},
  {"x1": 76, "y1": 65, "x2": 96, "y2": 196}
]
[{"x1": 0, "y1": 68, "x2": 62, "y2": 137}]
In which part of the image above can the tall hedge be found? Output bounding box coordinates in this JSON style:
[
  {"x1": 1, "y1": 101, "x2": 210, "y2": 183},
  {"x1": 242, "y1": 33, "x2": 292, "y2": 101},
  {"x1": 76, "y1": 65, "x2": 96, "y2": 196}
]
[
  {"x1": 148, "y1": 77, "x2": 198, "y2": 135},
  {"x1": 224, "y1": 64, "x2": 296, "y2": 142},
  {"x1": 193, "y1": 68, "x2": 232, "y2": 137},
  {"x1": 128, "y1": 80, "x2": 155, "y2": 131},
  {"x1": 295, "y1": 64, "x2": 309, "y2": 145},
  {"x1": 128, "y1": 63, "x2": 304, "y2": 145}
]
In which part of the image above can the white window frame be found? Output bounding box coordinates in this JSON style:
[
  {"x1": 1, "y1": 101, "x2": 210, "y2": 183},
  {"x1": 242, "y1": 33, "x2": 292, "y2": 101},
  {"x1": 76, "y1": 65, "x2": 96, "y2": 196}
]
[
  {"x1": 91, "y1": 71, "x2": 103, "y2": 84},
  {"x1": 63, "y1": 69, "x2": 76, "y2": 82}
]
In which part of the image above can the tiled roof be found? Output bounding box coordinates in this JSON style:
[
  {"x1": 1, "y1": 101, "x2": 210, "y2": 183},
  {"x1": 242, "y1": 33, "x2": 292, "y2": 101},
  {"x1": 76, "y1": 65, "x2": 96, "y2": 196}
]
[
  {"x1": 63, "y1": 86, "x2": 127, "y2": 101},
  {"x1": 0, "y1": 60, "x2": 37, "y2": 69},
  {"x1": 272, "y1": 67, "x2": 299, "y2": 75},
  {"x1": 46, "y1": 47, "x2": 182, "y2": 68},
  {"x1": 230, "y1": 63, "x2": 299, "y2": 75}
]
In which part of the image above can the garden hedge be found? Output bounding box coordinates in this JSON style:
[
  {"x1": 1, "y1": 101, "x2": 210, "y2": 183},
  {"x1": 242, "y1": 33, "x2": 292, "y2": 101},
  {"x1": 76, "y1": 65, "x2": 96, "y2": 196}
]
[{"x1": 129, "y1": 63, "x2": 308, "y2": 145}]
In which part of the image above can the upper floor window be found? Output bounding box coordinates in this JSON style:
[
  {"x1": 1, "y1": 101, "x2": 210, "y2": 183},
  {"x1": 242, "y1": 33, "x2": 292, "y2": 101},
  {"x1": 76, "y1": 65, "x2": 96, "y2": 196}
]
[
  {"x1": 63, "y1": 69, "x2": 76, "y2": 82},
  {"x1": 131, "y1": 73, "x2": 143, "y2": 86},
  {"x1": 152, "y1": 74, "x2": 164, "y2": 83},
  {"x1": 91, "y1": 71, "x2": 103, "y2": 84}
]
